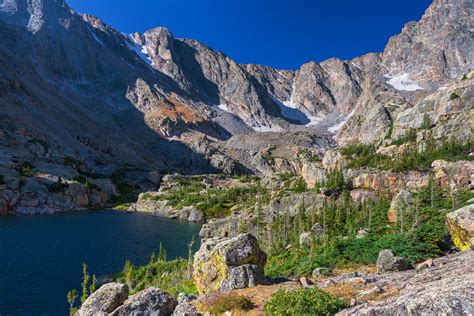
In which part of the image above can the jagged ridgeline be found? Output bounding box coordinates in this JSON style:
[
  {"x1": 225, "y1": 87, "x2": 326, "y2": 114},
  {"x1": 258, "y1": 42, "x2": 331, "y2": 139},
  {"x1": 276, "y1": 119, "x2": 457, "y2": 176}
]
[{"x1": 0, "y1": 0, "x2": 473, "y2": 315}]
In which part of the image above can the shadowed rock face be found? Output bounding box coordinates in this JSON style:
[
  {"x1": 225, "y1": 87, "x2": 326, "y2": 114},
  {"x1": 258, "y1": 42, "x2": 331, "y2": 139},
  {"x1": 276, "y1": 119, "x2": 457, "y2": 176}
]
[{"x1": 0, "y1": 0, "x2": 472, "y2": 177}]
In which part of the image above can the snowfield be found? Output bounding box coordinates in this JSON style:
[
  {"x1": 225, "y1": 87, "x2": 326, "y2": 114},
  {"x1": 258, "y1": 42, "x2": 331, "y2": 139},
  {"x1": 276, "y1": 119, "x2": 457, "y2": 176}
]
[{"x1": 386, "y1": 73, "x2": 423, "y2": 91}]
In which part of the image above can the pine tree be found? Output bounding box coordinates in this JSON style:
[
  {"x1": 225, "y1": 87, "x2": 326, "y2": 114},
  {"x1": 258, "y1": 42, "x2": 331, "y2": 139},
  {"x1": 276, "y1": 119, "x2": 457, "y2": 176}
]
[
  {"x1": 81, "y1": 263, "x2": 90, "y2": 304},
  {"x1": 89, "y1": 275, "x2": 97, "y2": 295},
  {"x1": 67, "y1": 289, "x2": 78, "y2": 316}
]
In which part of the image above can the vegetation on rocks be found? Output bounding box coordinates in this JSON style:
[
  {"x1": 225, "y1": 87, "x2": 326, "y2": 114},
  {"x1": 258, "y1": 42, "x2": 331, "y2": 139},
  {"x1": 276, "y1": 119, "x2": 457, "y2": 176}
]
[
  {"x1": 157, "y1": 178, "x2": 267, "y2": 219},
  {"x1": 115, "y1": 242, "x2": 197, "y2": 296},
  {"x1": 264, "y1": 179, "x2": 473, "y2": 278},
  {"x1": 264, "y1": 287, "x2": 347, "y2": 315},
  {"x1": 342, "y1": 138, "x2": 473, "y2": 172},
  {"x1": 199, "y1": 293, "x2": 253, "y2": 314}
]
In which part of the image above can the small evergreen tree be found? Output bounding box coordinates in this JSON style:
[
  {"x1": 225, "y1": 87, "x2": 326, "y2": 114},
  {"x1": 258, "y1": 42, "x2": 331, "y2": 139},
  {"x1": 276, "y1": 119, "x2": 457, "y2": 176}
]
[
  {"x1": 81, "y1": 263, "x2": 91, "y2": 304},
  {"x1": 89, "y1": 275, "x2": 97, "y2": 295},
  {"x1": 158, "y1": 243, "x2": 167, "y2": 262},
  {"x1": 421, "y1": 113, "x2": 432, "y2": 130},
  {"x1": 67, "y1": 289, "x2": 78, "y2": 316}
]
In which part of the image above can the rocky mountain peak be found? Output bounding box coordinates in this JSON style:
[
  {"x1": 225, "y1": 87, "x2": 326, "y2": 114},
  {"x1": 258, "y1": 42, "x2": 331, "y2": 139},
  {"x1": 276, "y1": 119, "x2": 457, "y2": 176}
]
[
  {"x1": 381, "y1": 0, "x2": 473, "y2": 85},
  {"x1": 0, "y1": 0, "x2": 71, "y2": 33}
]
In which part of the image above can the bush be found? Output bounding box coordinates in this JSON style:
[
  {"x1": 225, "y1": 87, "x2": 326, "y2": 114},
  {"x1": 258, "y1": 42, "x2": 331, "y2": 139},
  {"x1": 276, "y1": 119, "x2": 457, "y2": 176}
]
[
  {"x1": 264, "y1": 288, "x2": 347, "y2": 315},
  {"x1": 0, "y1": 175, "x2": 5, "y2": 185},
  {"x1": 202, "y1": 294, "x2": 253, "y2": 314}
]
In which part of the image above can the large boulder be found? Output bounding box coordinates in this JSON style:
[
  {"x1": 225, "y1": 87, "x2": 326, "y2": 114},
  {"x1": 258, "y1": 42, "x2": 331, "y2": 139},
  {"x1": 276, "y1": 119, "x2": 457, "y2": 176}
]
[
  {"x1": 387, "y1": 190, "x2": 414, "y2": 223},
  {"x1": 376, "y1": 249, "x2": 411, "y2": 274},
  {"x1": 193, "y1": 233, "x2": 267, "y2": 294},
  {"x1": 446, "y1": 204, "x2": 474, "y2": 251},
  {"x1": 77, "y1": 283, "x2": 129, "y2": 315},
  {"x1": 111, "y1": 287, "x2": 177, "y2": 316}
]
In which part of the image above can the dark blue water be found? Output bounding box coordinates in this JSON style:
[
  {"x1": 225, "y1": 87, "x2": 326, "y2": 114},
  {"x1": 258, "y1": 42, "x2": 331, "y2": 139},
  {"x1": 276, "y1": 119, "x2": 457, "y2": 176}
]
[{"x1": 0, "y1": 211, "x2": 201, "y2": 316}]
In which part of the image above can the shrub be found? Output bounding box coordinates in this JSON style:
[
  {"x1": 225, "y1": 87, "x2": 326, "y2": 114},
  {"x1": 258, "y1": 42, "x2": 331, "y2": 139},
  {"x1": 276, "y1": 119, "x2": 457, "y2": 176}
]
[
  {"x1": 19, "y1": 161, "x2": 35, "y2": 177},
  {"x1": 0, "y1": 175, "x2": 5, "y2": 185},
  {"x1": 202, "y1": 294, "x2": 253, "y2": 314},
  {"x1": 264, "y1": 288, "x2": 347, "y2": 315},
  {"x1": 449, "y1": 92, "x2": 460, "y2": 100}
]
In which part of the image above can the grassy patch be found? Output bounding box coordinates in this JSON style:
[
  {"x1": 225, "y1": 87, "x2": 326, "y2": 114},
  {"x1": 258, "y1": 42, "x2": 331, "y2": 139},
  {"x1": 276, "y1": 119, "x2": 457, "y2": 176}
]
[
  {"x1": 200, "y1": 294, "x2": 253, "y2": 314},
  {"x1": 264, "y1": 288, "x2": 347, "y2": 316},
  {"x1": 115, "y1": 256, "x2": 196, "y2": 296}
]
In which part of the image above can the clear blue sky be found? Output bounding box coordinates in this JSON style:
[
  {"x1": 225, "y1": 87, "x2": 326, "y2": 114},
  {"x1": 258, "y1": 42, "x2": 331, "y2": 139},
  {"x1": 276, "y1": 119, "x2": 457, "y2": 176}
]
[{"x1": 67, "y1": 0, "x2": 432, "y2": 70}]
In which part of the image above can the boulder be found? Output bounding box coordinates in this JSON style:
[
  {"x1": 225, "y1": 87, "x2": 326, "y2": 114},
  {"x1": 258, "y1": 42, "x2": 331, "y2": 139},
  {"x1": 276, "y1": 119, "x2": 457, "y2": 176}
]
[
  {"x1": 111, "y1": 287, "x2": 177, "y2": 316},
  {"x1": 311, "y1": 223, "x2": 325, "y2": 238},
  {"x1": 446, "y1": 204, "x2": 474, "y2": 251},
  {"x1": 376, "y1": 250, "x2": 411, "y2": 274},
  {"x1": 77, "y1": 283, "x2": 129, "y2": 315},
  {"x1": 387, "y1": 190, "x2": 414, "y2": 223},
  {"x1": 193, "y1": 233, "x2": 267, "y2": 294},
  {"x1": 312, "y1": 267, "x2": 333, "y2": 278},
  {"x1": 220, "y1": 264, "x2": 268, "y2": 292},
  {"x1": 187, "y1": 207, "x2": 204, "y2": 223},
  {"x1": 299, "y1": 232, "x2": 312, "y2": 246},
  {"x1": 172, "y1": 293, "x2": 198, "y2": 316}
]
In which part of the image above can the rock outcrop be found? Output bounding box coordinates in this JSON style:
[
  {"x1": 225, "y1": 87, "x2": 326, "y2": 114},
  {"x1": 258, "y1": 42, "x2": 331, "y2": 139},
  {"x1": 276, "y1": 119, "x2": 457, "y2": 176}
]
[
  {"x1": 111, "y1": 287, "x2": 177, "y2": 316},
  {"x1": 387, "y1": 190, "x2": 414, "y2": 223},
  {"x1": 446, "y1": 204, "x2": 474, "y2": 251},
  {"x1": 338, "y1": 251, "x2": 474, "y2": 315},
  {"x1": 193, "y1": 233, "x2": 267, "y2": 294},
  {"x1": 77, "y1": 283, "x2": 129, "y2": 316}
]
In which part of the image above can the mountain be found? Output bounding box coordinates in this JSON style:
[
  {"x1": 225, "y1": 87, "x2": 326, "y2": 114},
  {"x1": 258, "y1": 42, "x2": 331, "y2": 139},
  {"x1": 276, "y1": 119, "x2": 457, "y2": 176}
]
[{"x1": 0, "y1": 0, "x2": 472, "y2": 189}]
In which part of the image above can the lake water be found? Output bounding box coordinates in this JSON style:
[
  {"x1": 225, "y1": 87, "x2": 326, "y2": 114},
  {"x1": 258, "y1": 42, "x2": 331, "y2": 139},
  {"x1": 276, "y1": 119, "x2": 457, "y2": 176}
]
[{"x1": 0, "y1": 211, "x2": 201, "y2": 315}]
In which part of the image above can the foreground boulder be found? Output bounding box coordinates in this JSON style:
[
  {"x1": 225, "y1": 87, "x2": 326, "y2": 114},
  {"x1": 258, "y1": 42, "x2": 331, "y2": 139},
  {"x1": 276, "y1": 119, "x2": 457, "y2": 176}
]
[
  {"x1": 376, "y1": 249, "x2": 411, "y2": 274},
  {"x1": 77, "y1": 283, "x2": 129, "y2": 315},
  {"x1": 446, "y1": 204, "x2": 474, "y2": 251},
  {"x1": 193, "y1": 233, "x2": 267, "y2": 294},
  {"x1": 111, "y1": 287, "x2": 177, "y2": 316}
]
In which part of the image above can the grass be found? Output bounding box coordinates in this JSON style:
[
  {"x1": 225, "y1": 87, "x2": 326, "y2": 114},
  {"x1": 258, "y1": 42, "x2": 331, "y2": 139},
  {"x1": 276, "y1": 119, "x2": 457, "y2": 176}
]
[
  {"x1": 115, "y1": 257, "x2": 197, "y2": 297},
  {"x1": 199, "y1": 294, "x2": 253, "y2": 314},
  {"x1": 264, "y1": 288, "x2": 347, "y2": 316}
]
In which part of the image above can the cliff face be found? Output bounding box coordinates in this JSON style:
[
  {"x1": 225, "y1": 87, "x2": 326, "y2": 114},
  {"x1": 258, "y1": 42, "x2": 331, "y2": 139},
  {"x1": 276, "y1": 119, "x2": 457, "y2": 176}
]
[{"x1": 0, "y1": 0, "x2": 472, "y2": 173}]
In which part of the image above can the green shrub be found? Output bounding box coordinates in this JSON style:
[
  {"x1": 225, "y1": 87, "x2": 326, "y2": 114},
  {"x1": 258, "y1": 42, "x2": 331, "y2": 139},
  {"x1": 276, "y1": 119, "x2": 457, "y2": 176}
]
[
  {"x1": 449, "y1": 92, "x2": 460, "y2": 100},
  {"x1": 203, "y1": 294, "x2": 253, "y2": 314},
  {"x1": 19, "y1": 161, "x2": 35, "y2": 177},
  {"x1": 0, "y1": 175, "x2": 5, "y2": 185},
  {"x1": 264, "y1": 288, "x2": 347, "y2": 316}
]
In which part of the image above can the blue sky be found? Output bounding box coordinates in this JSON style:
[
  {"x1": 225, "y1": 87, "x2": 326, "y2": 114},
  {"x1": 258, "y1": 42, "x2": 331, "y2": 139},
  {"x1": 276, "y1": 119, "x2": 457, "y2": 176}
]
[{"x1": 67, "y1": 0, "x2": 432, "y2": 70}]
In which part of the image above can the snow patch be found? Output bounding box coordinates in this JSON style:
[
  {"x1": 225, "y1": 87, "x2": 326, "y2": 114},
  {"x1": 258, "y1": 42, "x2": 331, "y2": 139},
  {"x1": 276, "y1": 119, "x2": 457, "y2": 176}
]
[
  {"x1": 272, "y1": 97, "x2": 310, "y2": 125},
  {"x1": 351, "y1": 62, "x2": 363, "y2": 71},
  {"x1": 386, "y1": 73, "x2": 423, "y2": 91},
  {"x1": 252, "y1": 125, "x2": 282, "y2": 132},
  {"x1": 125, "y1": 34, "x2": 154, "y2": 66},
  {"x1": 91, "y1": 31, "x2": 105, "y2": 47},
  {"x1": 327, "y1": 110, "x2": 355, "y2": 133},
  {"x1": 217, "y1": 104, "x2": 231, "y2": 113}
]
